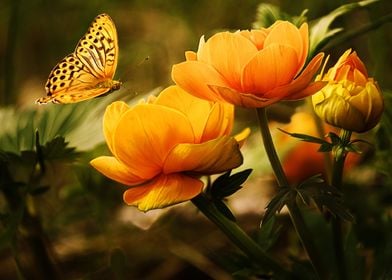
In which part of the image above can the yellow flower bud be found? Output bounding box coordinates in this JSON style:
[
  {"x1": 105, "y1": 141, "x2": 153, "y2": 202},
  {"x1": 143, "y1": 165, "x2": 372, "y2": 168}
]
[{"x1": 312, "y1": 50, "x2": 384, "y2": 133}]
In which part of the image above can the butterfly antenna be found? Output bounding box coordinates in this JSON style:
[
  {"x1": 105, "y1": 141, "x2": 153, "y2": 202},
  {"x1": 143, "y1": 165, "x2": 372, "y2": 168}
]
[{"x1": 119, "y1": 56, "x2": 150, "y2": 82}]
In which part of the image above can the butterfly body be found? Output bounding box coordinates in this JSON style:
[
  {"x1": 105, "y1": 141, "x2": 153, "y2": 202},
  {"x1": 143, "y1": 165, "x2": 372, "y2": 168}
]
[{"x1": 37, "y1": 13, "x2": 120, "y2": 104}]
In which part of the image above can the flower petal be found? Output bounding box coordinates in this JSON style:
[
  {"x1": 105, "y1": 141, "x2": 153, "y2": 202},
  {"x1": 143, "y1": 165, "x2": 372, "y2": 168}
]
[
  {"x1": 298, "y1": 23, "x2": 309, "y2": 71},
  {"x1": 103, "y1": 101, "x2": 130, "y2": 155},
  {"x1": 172, "y1": 61, "x2": 229, "y2": 102},
  {"x1": 201, "y1": 102, "x2": 234, "y2": 142},
  {"x1": 163, "y1": 136, "x2": 243, "y2": 175},
  {"x1": 241, "y1": 44, "x2": 299, "y2": 93},
  {"x1": 90, "y1": 156, "x2": 146, "y2": 185},
  {"x1": 263, "y1": 52, "x2": 325, "y2": 100},
  {"x1": 239, "y1": 30, "x2": 268, "y2": 50},
  {"x1": 114, "y1": 104, "x2": 195, "y2": 179},
  {"x1": 123, "y1": 174, "x2": 203, "y2": 211},
  {"x1": 209, "y1": 85, "x2": 280, "y2": 108},
  {"x1": 185, "y1": 51, "x2": 197, "y2": 61},
  {"x1": 234, "y1": 127, "x2": 251, "y2": 147},
  {"x1": 198, "y1": 32, "x2": 258, "y2": 89},
  {"x1": 155, "y1": 85, "x2": 214, "y2": 142},
  {"x1": 264, "y1": 21, "x2": 305, "y2": 68}
]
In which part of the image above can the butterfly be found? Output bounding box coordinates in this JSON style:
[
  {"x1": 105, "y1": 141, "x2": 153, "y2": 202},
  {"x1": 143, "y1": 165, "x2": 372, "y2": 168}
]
[{"x1": 36, "y1": 13, "x2": 121, "y2": 104}]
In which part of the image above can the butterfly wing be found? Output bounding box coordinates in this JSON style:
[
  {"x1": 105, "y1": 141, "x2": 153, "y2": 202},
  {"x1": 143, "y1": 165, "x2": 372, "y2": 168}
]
[
  {"x1": 74, "y1": 13, "x2": 118, "y2": 79},
  {"x1": 37, "y1": 14, "x2": 119, "y2": 104}
]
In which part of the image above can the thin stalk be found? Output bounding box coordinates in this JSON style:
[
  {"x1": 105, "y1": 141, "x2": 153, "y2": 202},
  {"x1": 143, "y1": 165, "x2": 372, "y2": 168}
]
[
  {"x1": 255, "y1": 107, "x2": 288, "y2": 187},
  {"x1": 331, "y1": 129, "x2": 352, "y2": 280},
  {"x1": 256, "y1": 107, "x2": 328, "y2": 279},
  {"x1": 306, "y1": 98, "x2": 333, "y2": 183},
  {"x1": 191, "y1": 193, "x2": 293, "y2": 278}
]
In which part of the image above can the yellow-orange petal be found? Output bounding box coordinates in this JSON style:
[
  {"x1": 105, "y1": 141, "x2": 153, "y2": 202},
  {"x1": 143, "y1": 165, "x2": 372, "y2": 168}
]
[
  {"x1": 103, "y1": 101, "x2": 130, "y2": 155},
  {"x1": 234, "y1": 127, "x2": 251, "y2": 147},
  {"x1": 239, "y1": 29, "x2": 268, "y2": 50},
  {"x1": 185, "y1": 51, "x2": 197, "y2": 61},
  {"x1": 123, "y1": 174, "x2": 203, "y2": 211},
  {"x1": 114, "y1": 104, "x2": 195, "y2": 179},
  {"x1": 163, "y1": 136, "x2": 243, "y2": 175},
  {"x1": 155, "y1": 85, "x2": 214, "y2": 142},
  {"x1": 209, "y1": 85, "x2": 280, "y2": 108},
  {"x1": 297, "y1": 23, "x2": 309, "y2": 73},
  {"x1": 263, "y1": 52, "x2": 325, "y2": 100},
  {"x1": 90, "y1": 156, "x2": 146, "y2": 185},
  {"x1": 241, "y1": 44, "x2": 299, "y2": 93},
  {"x1": 172, "y1": 61, "x2": 229, "y2": 102},
  {"x1": 201, "y1": 102, "x2": 234, "y2": 142},
  {"x1": 284, "y1": 81, "x2": 328, "y2": 100},
  {"x1": 264, "y1": 21, "x2": 305, "y2": 66},
  {"x1": 198, "y1": 32, "x2": 258, "y2": 89}
]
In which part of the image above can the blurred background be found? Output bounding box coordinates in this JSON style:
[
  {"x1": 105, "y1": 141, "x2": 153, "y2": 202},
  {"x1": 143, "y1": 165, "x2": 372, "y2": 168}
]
[{"x1": 0, "y1": 0, "x2": 391, "y2": 279}]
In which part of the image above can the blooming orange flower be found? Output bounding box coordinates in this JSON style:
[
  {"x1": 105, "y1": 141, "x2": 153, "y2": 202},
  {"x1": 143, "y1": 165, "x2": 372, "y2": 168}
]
[
  {"x1": 172, "y1": 21, "x2": 325, "y2": 108},
  {"x1": 90, "y1": 86, "x2": 249, "y2": 211},
  {"x1": 312, "y1": 49, "x2": 384, "y2": 132}
]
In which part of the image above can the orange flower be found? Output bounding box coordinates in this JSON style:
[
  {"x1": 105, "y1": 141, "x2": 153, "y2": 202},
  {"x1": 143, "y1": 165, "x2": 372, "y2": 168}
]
[
  {"x1": 312, "y1": 49, "x2": 384, "y2": 132},
  {"x1": 90, "y1": 86, "x2": 249, "y2": 211},
  {"x1": 172, "y1": 21, "x2": 325, "y2": 108}
]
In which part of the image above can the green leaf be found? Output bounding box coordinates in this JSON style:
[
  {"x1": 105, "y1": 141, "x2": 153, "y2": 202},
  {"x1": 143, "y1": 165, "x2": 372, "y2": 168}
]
[
  {"x1": 296, "y1": 176, "x2": 354, "y2": 222},
  {"x1": 41, "y1": 136, "x2": 79, "y2": 160},
  {"x1": 345, "y1": 143, "x2": 362, "y2": 154},
  {"x1": 318, "y1": 142, "x2": 333, "y2": 152},
  {"x1": 209, "y1": 170, "x2": 231, "y2": 192},
  {"x1": 35, "y1": 130, "x2": 46, "y2": 174},
  {"x1": 278, "y1": 128, "x2": 329, "y2": 145},
  {"x1": 253, "y1": 3, "x2": 308, "y2": 28},
  {"x1": 309, "y1": 0, "x2": 380, "y2": 56},
  {"x1": 327, "y1": 132, "x2": 341, "y2": 145},
  {"x1": 262, "y1": 187, "x2": 292, "y2": 225},
  {"x1": 214, "y1": 199, "x2": 236, "y2": 222},
  {"x1": 257, "y1": 215, "x2": 283, "y2": 251},
  {"x1": 210, "y1": 169, "x2": 252, "y2": 199}
]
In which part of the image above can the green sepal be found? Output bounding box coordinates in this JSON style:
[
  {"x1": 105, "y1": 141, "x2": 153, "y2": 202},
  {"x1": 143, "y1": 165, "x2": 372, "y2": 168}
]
[
  {"x1": 209, "y1": 169, "x2": 252, "y2": 199},
  {"x1": 296, "y1": 174, "x2": 354, "y2": 222},
  {"x1": 262, "y1": 187, "x2": 292, "y2": 225}
]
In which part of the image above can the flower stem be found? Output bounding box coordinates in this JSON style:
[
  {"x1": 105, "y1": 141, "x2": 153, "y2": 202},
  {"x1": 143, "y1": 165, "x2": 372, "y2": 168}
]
[
  {"x1": 331, "y1": 129, "x2": 352, "y2": 280},
  {"x1": 191, "y1": 193, "x2": 293, "y2": 278},
  {"x1": 256, "y1": 107, "x2": 328, "y2": 279},
  {"x1": 256, "y1": 107, "x2": 288, "y2": 187}
]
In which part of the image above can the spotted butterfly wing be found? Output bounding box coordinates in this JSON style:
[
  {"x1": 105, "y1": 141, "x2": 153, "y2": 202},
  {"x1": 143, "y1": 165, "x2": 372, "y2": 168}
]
[{"x1": 36, "y1": 13, "x2": 121, "y2": 104}]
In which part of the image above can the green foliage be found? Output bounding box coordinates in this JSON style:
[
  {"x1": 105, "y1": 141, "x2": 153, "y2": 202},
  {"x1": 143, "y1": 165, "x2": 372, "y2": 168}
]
[
  {"x1": 279, "y1": 128, "x2": 365, "y2": 161},
  {"x1": 253, "y1": 3, "x2": 308, "y2": 28},
  {"x1": 263, "y1": 174, "x2": 353, "y2": 225},
  {"x1": 296, "y1": 175, "x2": 354, "y2": 221},
  {"x1": 309, "y1": 0, "x2": 380, "y2": 57},
  {"x1": 257, "y1": 216, "x2": 283, "y2": 251},
  {"x1": 206, "y1": 169, "x2": 252, "y2": 221}
]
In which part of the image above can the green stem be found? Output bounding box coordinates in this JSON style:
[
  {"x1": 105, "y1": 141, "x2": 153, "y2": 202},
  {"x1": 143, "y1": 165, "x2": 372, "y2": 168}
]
[
  {"x1": 256, "y1": 107, "x2": 288, "y2": 187},
  {"x1": 191, "y1": 193, "x2": 292, "y2": 278},
  {"x1": 331, "y1": 129, "x2": 352, "y2": 280},
  {"x1": 306, "y1": 98, "x2": 333, "y2": 183},
  {"x1": 256, "y1": 107, "x2": 328, "y2": 279}
]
